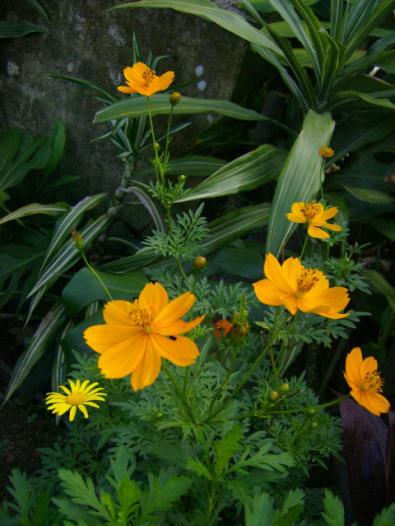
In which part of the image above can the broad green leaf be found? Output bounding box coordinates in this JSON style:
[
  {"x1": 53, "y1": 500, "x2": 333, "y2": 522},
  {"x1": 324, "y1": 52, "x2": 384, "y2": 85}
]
[
  {"x1": 321, "y1": 490, "x2": 344, "y2": 526},
  {"x1": 210, "y1": 247, "x2": 262, "y2": 279},
  {"x1": 62, "y1": 268, "x2": 147, "y2": 315},
  {"x1": 28, "y1": 215, "x2": 111, "y2": 298},
  {"x1": 202, "y1": 202, "x2": 271, "y2": 254},
  {"x1": 266, "y1": 110, "x2": 335, "y2": 255},
  {"x1": 251, "y1": 0, "x2": 318, "y2": 12},
  {"x1": 0, "y1": 20, "x2": 48, "y2": 39},
  {"x1": 95, "y1": 94, "x2": 283, "y2": 125},
  {"x1": 0, "y1": 202, "x2": 68, "y2": 226},
  {"x1": 5, "y1": 303, "x2": 66, "y2": 402},
  {"x1": 342, "y1": 185, "x2": 395, "y2": 204},
  {"x1": 365, "y1": 269, "x2": 395, "y2": 313},
  {"x1": 111, "y1": 0, "x2": 281, "y2": 54},
  {"x1": 176, "y1": 145, "x2": 285, "y2": 202},
  {"x1": 335, "y1": 91, "x2": 395, "y2": 112},
  {"x1": 40, "y1": 193, "x2": 107, "y2": 271}
]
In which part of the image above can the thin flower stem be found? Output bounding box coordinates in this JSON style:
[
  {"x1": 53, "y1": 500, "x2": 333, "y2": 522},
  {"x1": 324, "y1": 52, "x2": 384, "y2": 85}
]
[
  {"x1": 162, "y1": 362, "x2": 196, "y2": 425},
  {"x1": 300, "y1": 233, "x2": 309, "y2": 259},
  {"x1": 163, "y1": 104, "x2": 174, "y2": 165},
  {"x1": 268, "y1": 344, "x2": 280, "y2": 386},
  {"x1": 81, "y1": 252, "x2": 113, "y2": 301},
  {"x1": 250, "y1": 394, "x2": 350, "y2": 419},
  {"x1": 146, "y1": 97, "x2": 163, "y2": 183}
]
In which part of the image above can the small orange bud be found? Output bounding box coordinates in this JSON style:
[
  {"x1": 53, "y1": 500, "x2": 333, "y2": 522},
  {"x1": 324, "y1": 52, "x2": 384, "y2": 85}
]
[
  {"x1": 71, "y1": 229, "x2": 84, "y2": 250},
  {"x1": 170, "y1": 91, "x2": 182, "y2": 106},
  {"x1": 193, "y1": 255, "x2": 207, "y2": 270},
  {"x1": 214, "y1": 319, "x2": 233, "y2": 339},
  {"x1": 319, "y1": 146, "x2": 335, "y2": 158}
]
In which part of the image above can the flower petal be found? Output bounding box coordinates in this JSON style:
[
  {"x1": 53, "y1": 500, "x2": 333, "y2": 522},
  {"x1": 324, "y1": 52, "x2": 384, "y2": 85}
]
[
  {"x1": 253, "y1": 279, "x2": 283, "y2": 306},
  {"x1": 103, "y1": 301, "x2": 134, "y2": 325},
  {"x1": 360, "y1": 356, "x2": 378, "y2": 377},
  {"x1": 147, "y1": 71, "x2": 175, "y2": 95},
  {"x1": 117, "y1": 85, "x2": 136, "y2": 94},
  {"x1": 139, "y1": 282, "x2": 169, "y2": 316},
  {"x1": 321, "y1": 206, "x2": 338, "y2": 220},
  {"x1": 84, "y1": 324, "x2": 140, "y2": 354},
  {"x1": 301, "y1": 286, "x2": 349, "y2": 317},
  {"x1": 98, "y1": 334, "x2": 146, "y2": 378},
  {"x1": 264, "y1": 253, "x2": 295, "y2": 294},
  {"x1": 123, "y1": 62, "x2": 150, "y2": 83},
  {"x1": 153, "y1": 292, "x2": 196, "y2": 328},
  {"x1": 78, "y1": 404, "x2": 89, "y2": 418},
  {"x1": 307, "y1": 225, "x2": 329, "y2": 239},
  {"x1": 344, "y1": 347, "x2": 363, "y2": 387},
  {"x1": 69, "y1": 406, "x2": 77, "y2": 422},
  {"x1": 131, "y1": 339, "x2": 161, "y2": 391},
  {"x1": 153, "y1": 315, "x2": 205, "y2": 336},
  {"x1": 151, "y1": 334, "x2": 199, "y2": 366},
  {"x1": 324, "y1": 222, "x2": 342, "y2": 232}
]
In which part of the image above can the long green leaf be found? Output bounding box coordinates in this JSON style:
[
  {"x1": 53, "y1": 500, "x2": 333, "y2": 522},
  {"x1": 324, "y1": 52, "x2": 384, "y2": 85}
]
[
  {"x1": 28, "y1": 215, "x2": 111, "y2": 298},
  {"x1": 334, "y1": 90, "x2": 395, "y2": 112},
  {"x1": 365, "y1": 269, "x2": 395, "y2": 314},
  {"x1": 95, "y1": 94, "x2": 281, "y2": 124},
  {"x1": 5, "y1": 304, "x2": 66, "y2": 403},
  {"x1": 342, "y1": 185, "x2": 395, "y2": 204},
  {"x1": 0, "y1": 203, "x2": 68, "y2": 226},
  {"x1": 43, "y1": 120, "x2": 66, "y2": 176},
  {"x1": 176, "y1": 145, "x2": 285, "y2": 202},
  {"x1": 111, "y1": 0, "x2": 281, "y2": 54},
  {"x1": 40, "y1": 193, "x2": 107, "y2": 271},
  {"x1": 266, "y1": 110, "x2": 335, "y2": 255},
  {"x1": 0, "y1": 20, "x2": 48, "y2": 39},
  {"x1": 137, "y1": 155, "x2": 226, "y2": 179}
]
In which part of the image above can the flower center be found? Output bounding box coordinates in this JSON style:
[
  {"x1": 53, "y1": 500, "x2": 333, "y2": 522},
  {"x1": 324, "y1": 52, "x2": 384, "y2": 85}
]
[
  {"x1": 363, "y1": 370, "x2": 384, "y2": 392},
  {"x1": 142, "y1": 68, "x2": 156, "y2": 85},
  {"x1": 66, "y1": 392, "x2": 86, "y2": 406},
  {"x1": 301, "y1": 203, "x2": 320, "y2": 221},
  {"x1": 297, "y1": 268, "x2": 321, "y2": 294},
  {"x1": 128, "y1": 302, "x2": 154, "y2": 332}
]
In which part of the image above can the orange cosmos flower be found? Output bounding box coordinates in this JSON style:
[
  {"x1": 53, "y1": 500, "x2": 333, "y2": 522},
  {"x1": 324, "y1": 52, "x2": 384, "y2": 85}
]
[
  {"x1": 286, "y1": 201, "x2": 342, "y2": 239},
  {"x1": 344, "y1": 347, "x2": 390, "y2": 416},
  {"x1": 253, "y1": 253, "x2": 349, "y2": 319},
  {"x1": 84, "y1": 282, "x2": 204, "y2": 391},
  {"x1": 214, "y1": 319, "x2": 233, "y2": 339},
  {"x1": 319, "y1": 145, "x2": 335, "y2": 158},
  {"x1": 117, "y1": 61, "x2": 175, "y2": 96}
]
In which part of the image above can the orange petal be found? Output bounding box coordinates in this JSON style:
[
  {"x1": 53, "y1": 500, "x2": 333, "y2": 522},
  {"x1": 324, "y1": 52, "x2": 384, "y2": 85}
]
[
  {"x1": 324, "y1": 222, "x2": 342, "y2": 232},
  {"x1": 307, "y1": 225, "x2": 329, "y2": 239},
  {"x1": 153, "y1": 292, "x2": 196, "y2": 327},
  {"x1": 321, "y1": 206, "x2": 338, "y2": 220},
  {"x1": 153, "y1": 315, "x2": 205, "y2": 336},
  {"x1": 98, "y1": 334, "x2": 146, "y2": 378},
  {"x1": 302, "y1": 286, "x2": 350, "y2": 315},
  {"x1": 264, "y1": 253, "x2": 294, "y2": 294},
  {"x1": 84, "y1": 324, "x2": 140, "y2": 353},
  {"x1": 253, "y1": 279, "x2": 283, "y2": 306},
  {"x1": 123, "y1": 62, "x2": 150, "y2": 83},
  {"x1": 151, "y1": 334, "x2": 199, "y2": 366},
  {"x1": 344, "y1": 347, "x2": 363, "y2": 387},
  {"x1": 103, "y1": 300, "x2": 134, "y2": 325},
  {"x1": 286, "y1": 203, "x2": 307, "y2": 223},
  {"x1": 117, "y1": 85, "x2": 136, "y2": 94},
  {"x1": 131, "y1": 339, "x2": 161, "y2": 390},
  {"x1": 147, "y1": 71, "x2": 175, "y2": 95},
  {"x1": 281, "y1": 257, "x2": 302, "y2": 292},
  {"x1": 139, "y1": 282, "x2": 168, "y2": 316},
  {"x1": 281, "y1": 295, "x2": 298, "y2": 316},
  {"x1": 360, "y1": 356, "x2": 378, "y2": 377}
]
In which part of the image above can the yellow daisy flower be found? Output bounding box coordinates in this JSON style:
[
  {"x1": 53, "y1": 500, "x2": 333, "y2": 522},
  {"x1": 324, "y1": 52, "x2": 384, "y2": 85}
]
[
  {"x1": 117, "y1": 61, "x2": 175, "y2": 96},
  {"x1": 344, "y1": 347, "x2": 390, "y2": 416},
  {"x1": 286, "y1": 201, "x2": 342, "y2": 239},
  {"x1": 253, "y1": 253, "x2": 350, "y2": 319},
  {"x1": 45, "y1": 379, "x2": 106, "y2": 422},
  {"x1": 84, "y1": 282, "x2": 205, "y2": 391}
]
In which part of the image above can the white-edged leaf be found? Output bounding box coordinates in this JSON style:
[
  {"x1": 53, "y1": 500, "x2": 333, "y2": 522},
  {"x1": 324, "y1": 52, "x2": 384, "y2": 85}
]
[
  {"x1": 0, "y1": 202, "x2": 68, "y2": 226},
  {"x1": 266, "y1": 110, "x2": 335, "y2": 255}
]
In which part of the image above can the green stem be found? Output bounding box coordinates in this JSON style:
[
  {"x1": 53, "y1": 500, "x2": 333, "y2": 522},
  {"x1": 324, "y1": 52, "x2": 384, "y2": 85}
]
[
  {"x1": 252, "y1": 394, "x2": 350, "y2": 419},
  {"x1": 81, "y1": 252, "x2": 113, "y2": 301},
  {"x1": 163, "y1": 104, "x2": 174, "y2": 166},
  {"x1": 268, "y1": 344, "x2": 280, "y2": 386},
  {"x1": 147, "y1": 97, "x2": 163, "y2": 183},
  {"x1": 300, "y1": 233, "x2": 309, "y2": 259},
  {"x1": 162, "y1": 362, "x2": 196, "y2": 425}
]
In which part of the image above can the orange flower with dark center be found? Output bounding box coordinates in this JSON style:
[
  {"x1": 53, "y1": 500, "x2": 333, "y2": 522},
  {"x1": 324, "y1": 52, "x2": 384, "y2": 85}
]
[
  {"x1": 286, "y1": 202, "x2": 342, "y2": 239},
  {"x1": 344, "y1": 347, "x2": 390, "y2": 416},
  {"x1": 253, "y1": 253, "x2": 350, "y2": 319},
  {"x1": 117, "y1": 61, "x2": 175, "y2": 96},
  {"x1": 214, "y1": 319, "x2": 233, "y2": 339},
  {"x1": 84, "y1": 282, "x2": 204, "y2": 390}
]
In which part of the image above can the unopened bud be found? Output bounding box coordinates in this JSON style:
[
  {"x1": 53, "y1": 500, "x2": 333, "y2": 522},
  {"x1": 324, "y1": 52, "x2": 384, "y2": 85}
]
[
  {"x1": 312, "y1": 421, "x2": 318, "y2": 428},
  {"x1": 179, "y1": 174, "x2": 186, "y2": 183},
  {"x1": 193, "y1": 255, "x2": 207, "y2": 270},
  {"x1": 270, "y1": 390, "x2": 279, "y2": 401},
  {"x1": 170, "y1": 91, "x2": 182, "y2": 106},
  {"x1": 71, "y1": 229, "x2": 84, "y2": 250},
  {"x1": 319, "y1": 145, "x2": 335, "y2": 158},
  {"x1": 154, "y1": 142, "x2": 160, "y2": 151},
  {"x1": 307, "y1": 407, "x2": 317, "y2": 416},
  {"x1": 280, "y1": 383, "x2": 289, "y2": 393}
]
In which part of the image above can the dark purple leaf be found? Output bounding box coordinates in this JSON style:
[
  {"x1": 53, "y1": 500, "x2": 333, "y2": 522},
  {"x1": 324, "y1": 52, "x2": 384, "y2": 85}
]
[{"x1": 386, "y1": 411, "x2": 395, "y2": 503}]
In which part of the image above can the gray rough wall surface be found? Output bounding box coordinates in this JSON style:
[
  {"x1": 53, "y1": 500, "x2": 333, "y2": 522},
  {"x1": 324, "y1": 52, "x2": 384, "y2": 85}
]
[{"x1": 0, "y1": 0, "x2": 246, "y2": 196}]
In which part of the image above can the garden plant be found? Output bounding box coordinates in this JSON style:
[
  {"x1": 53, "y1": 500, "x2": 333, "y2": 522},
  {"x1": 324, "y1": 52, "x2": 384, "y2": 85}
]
[{"x1": 1, "y1": 1, "x2": 395, "y2": 525}]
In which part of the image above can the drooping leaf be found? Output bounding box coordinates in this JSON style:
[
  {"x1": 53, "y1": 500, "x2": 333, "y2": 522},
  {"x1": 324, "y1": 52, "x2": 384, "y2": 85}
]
[
  {"x1": 266, "y1": 110, "x2": 335, "y2": 255},
  {"x1": 176, "y1": 145, "x2": 285, "y2": 202},
  {"x1": 0, "y1": 203, "x2": 68, "y2": 226},
  {"x1": 0, "y1": 20, "x2": 48, "y2": 39},
  {"x1": 365, "y1": 269, "x2": 395, "y2": 313}
]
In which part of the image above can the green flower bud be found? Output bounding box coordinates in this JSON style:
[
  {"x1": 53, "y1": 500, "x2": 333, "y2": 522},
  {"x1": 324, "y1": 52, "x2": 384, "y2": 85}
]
[
  {"x1": 170, "y1": 91, "x2": 182, "y2": 106},
  {"x1": 280, "y1": 383, "x2": 289, "y2": 393},
  {"x1": 270, "y1": 390, "x2": 279, "y2": 401},
  {"x1": 193, "y1": 255, "x2": 207, "y2": 270}
]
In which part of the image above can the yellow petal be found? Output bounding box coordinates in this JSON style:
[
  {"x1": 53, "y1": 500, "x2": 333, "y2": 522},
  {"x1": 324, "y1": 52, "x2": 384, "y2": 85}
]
[
  {"x1": 147, "y1": 71, "x2": 175, "y2": 95},
  {"x1": 131, "y1": 340, "x2": 161, "y2": 390},
  {"x1": 286, "y1": 207, "x2": 306, "y2": 223},
  {"x1": 324, "y1": 223, "x2": 342, "y2": 232},
  {"x1": 253, "y1": 279, "x2": 283, "y2": 306},
  {"x1": 84, "y1": 324, "x2": 140, "y2": 354},
  {"x1": 153, "y1": 315, "x2": 205, "y2": 336},
  {"x1": 301, "y1": 286, "x2": 349, "y2": 317},
  {"x1": 151, "y1": 334, "x2": 199, "y2": 366},
  {"x1": 281, "y1": 257, "x2": 302, "y2": 292},
  {"x1": 98, "y1": 335, "x2": 146, "y2": 378},
  {"x1": 69, "y1": 406, "x2": 77, "y2": 422},
  {"x1": 307, "y1": 225, "x2": 329, "y2": 239},
  {"x1": 321, "y1": 206, "x2": 338, "y2": 220},
  {"x1": 78, "y1": 404, "x2": 89, "y2": 418},
  {"x1": 123, "y1": 62, "x2": 150, "y2": 83},
  {"x1": 153, "y1": 292, "x2": 196, "y2": 327},
  {"x1": 281, "y1": 295, "x2": 298, "y2": 316},
  {"x1": 345, "y1": 347, "x2": 363, "y2": 387},
  {"x1": 360, "y1": 356, "x2": 378, "y2": 377},
  {"x1": 264, "y1": 253, "x2": 295, "y2": 294},
  {"x1": 139, "y1": 282, "x2": 169, "y2": 316}
]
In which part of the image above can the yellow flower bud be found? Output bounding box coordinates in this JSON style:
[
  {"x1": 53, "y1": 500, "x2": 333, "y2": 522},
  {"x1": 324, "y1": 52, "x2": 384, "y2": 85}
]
[
  {"x1": 270, "y1": 390, "x2": 279, "y2": 401},
  {"x1": 71, "y1": 229, "x2": 84, "y2": 251},
  {"x1": 193, "y1": 255, "x2": 207, "y2": 270},
  {"x1": 280, "y1": 383, "x2": 289, "y2": 393},
  {"x1": 170, "y1": 91, "x2": 182, "y2": 106},
  {"x1": 319, "y1": 146, "x2": 335, "y2": 158}
]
